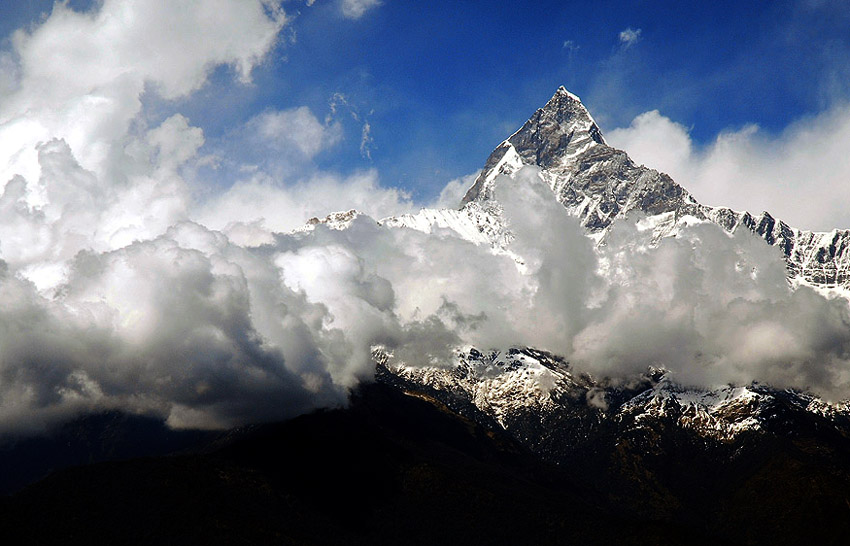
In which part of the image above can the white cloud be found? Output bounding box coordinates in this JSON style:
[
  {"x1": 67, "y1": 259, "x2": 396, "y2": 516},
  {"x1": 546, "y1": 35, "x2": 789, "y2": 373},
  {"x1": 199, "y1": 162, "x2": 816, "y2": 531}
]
[
  {"x1": 326, "y1": 92, "x2": 374, "y2": 160},
  {"x1": 249, "y1": 106, "x2": 342, "y2": 159},
  {"x1": 0, "y1": 0, "x2": 286, "y2": 271},
  {"x1": 574, "y1": 213, "x2": 850, "y2": 397},
  {"x1": 0, "y1": 0, "x2": 285, "y2": 184},
  {"x1": 0, "y1": 51, "x2": 19, "y2": 95},
  {"x1": 2, "y1": 161, "x2": 850, "y2": 433},
  {"x1": 607, "y1": 105, "x2": 850, "y2": 230},
  {"x1": 147, "y1": 114, "x2": 206, "y2": 170},
  {"x1": 0, "y1": 0, "x2": 434, "y2": 434},
  {"x1": 12, "y1": 0, "x2": 284, "y2": 100},
  {"x1": 607, "y1": 110, "x2": 694, "y2": 183},
  {"x1": 360, "y1": 121, "x2": 374, "y2": 160},
  {"x1": 618, "y1": 27, "x2": 642, "y2": 49},
  {"x1": 193, "y1": 169, "x2": 414, "y2": 239},
  {"x1": 431, "y1": 172, "x2": 478, "y2": 210},
  {"x1": 341, "y1": 0, "x2": 382, "y2": 19}
]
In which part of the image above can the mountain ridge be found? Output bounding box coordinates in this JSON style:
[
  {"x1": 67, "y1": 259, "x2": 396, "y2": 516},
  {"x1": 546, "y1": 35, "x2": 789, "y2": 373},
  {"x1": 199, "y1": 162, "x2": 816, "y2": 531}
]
[{"x1": 380, "y1": 87, "x2": 850, "y2": 292}]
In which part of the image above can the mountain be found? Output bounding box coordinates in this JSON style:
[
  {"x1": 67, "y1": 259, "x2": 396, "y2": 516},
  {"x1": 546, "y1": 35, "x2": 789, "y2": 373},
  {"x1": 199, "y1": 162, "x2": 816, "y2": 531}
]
[
  {"x1": 371, "y1": 88, "x2": 850, "y2": 543},
  {"x1": 5, "y1": 381, "x2": 850, "y2": 545},
  {"x1": 4, "y1": 88, "x2": 850, "y2": 545},
  {"x1": 0, "y1": 411, "x2": 215, "y2": 496},
  {"x1": 376, "y1": 347, "x2": 850, "y2": 543},
  {"x1": 3, "y1": 374, "x2": 849, "y2": 545},
  {"x1": 1, "y1": 383, "x2": 724, "y2": 546},
  {"x1": 389, "y1": 87, "x2": 850, "y2": 291},
  {"x1": 266, "y1": 89, "x2": 850, "y2": 510}
]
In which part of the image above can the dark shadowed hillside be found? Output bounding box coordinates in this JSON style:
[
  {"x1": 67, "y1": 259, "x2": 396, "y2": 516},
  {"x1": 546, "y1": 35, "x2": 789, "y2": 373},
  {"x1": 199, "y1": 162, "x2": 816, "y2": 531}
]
[{"x1": 1, "y1": 383, "x2": 723, "y2": 546}]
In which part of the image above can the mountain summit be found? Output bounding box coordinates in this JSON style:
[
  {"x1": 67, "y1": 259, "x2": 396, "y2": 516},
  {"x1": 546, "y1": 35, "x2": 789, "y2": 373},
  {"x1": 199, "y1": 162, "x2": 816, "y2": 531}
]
[
  {"x1": 461, "y1": 87, "x2": 605, "y2": 205},
  {"x1": 375, "y1": 86, "x2": 850, "y2": 453}
]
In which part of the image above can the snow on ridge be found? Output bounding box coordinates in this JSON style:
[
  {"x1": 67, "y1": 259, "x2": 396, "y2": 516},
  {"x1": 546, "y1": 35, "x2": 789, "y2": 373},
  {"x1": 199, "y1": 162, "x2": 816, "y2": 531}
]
[
  {"x1": 384, "y1": 347, "x2": 577, "y2": 428},
  {"x1": 380, "y1": 208, "x2": 493, "y2": 245},
  {"x1": 293, "y1": 209, "x2": 365, "y2": 233}
]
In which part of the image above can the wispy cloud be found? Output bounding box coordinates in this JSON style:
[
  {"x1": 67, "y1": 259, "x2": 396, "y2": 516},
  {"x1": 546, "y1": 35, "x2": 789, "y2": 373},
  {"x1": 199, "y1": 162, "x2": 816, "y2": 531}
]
[
  {"x1": 329, "y1": 93, "x2": 375, "y2": 160},
  {"x1": 618, "y1": 27, "x2": 642, "y2": 49},
  {"x1": 250, "y1": 106, "x2": 342, "y2": 159},
  {"x1": 360, "y1": 121, "x2": 374, "y2": 160},
  {"x1": 341, "y1": 0, "x2": 382, "y2": 19}
]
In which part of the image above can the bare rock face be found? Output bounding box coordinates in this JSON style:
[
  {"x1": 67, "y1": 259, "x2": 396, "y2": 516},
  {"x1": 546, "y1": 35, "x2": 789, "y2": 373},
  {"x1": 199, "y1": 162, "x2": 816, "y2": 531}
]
[
  {"x1": 460, "y1": 87, "x2": 707, "y2": 231},
  {"x1": 461, "y1": 87, "x2": 605, "y2": 205}
]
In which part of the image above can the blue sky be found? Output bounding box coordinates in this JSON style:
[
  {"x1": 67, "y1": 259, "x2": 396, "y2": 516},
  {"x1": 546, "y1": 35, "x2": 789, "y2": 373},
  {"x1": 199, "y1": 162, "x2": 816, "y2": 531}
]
[
  {"x1": 2, "y1": 0, "x2": 850, "y2": 217},
  {"x1": 251, "y1": 0, "x2": 850, "y2": 201}
]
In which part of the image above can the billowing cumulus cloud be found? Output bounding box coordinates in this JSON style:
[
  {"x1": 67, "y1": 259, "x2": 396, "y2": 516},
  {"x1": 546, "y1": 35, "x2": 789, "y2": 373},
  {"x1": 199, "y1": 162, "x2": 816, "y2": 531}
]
[
  {"x1": 607, "y1": 106, "x2": 850, "y2": 231},
  {"x1": 491, "y1": 170, "x2": 850, "y2": 400},
  {"x1": 1, "y1": 0, "x2": 285, "y2": 186},
  {"x1": 431, "y1": 172, "x2": 478, "y2": 210},
  {"x1": 574, "y1": 208, "x2": 850, "y2": 394},
  {"x1": 1, "y1": 0, "x2": 850, "y2": 436},
  {"x1": 194, "y1": 169, "x2": 415, "y2": 243}
]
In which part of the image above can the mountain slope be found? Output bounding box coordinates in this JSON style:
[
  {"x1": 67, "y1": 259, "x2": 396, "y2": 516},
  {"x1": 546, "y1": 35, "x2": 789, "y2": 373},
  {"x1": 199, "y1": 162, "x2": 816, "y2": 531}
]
[
  {"x1": 371, "y1": 88, "x2": 850, "y2": 544},
  {"x1": 4, "y1": 380, "x2": 849, "y2": 545},
  {"x1": 376, "y1": 348, "x2": 850, "y2": 545},
  {"x1": 311, "y1": 89, "x2": 850, "y2": 471},
  {"x1": 1, "y1": 383, "x2": 715, "y2": 546}
]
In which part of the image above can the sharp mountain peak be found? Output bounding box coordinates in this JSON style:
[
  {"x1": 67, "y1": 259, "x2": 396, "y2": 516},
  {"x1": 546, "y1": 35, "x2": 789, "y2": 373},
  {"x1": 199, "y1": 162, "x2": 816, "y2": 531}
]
[{"x1": 460, "y1": 86, "x2": 606, "y2": 205}]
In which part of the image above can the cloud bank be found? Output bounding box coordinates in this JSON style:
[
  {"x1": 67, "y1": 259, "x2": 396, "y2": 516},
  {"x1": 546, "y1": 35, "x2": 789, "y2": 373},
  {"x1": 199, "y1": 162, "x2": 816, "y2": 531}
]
[{"x1": 607, "y1": 106, "x2": 850, "y2": 231}]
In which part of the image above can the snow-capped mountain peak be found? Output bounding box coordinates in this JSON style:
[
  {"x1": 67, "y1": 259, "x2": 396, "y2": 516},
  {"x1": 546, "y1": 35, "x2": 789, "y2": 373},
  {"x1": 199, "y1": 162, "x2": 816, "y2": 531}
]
[
  {"x1": 461, "y1": 87, "x2": 606, "y2": 206},
  {"x1": 379, "y1": 86, "x2": 850, "y2": 293}
]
